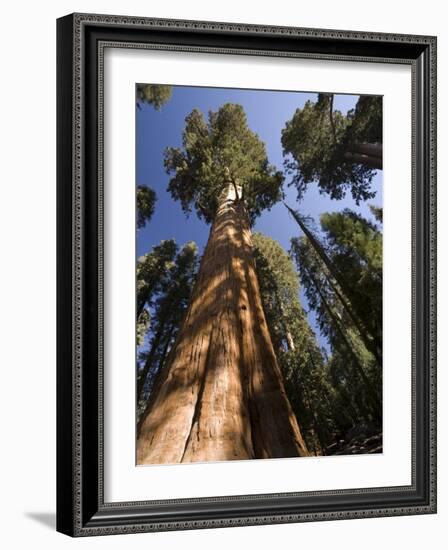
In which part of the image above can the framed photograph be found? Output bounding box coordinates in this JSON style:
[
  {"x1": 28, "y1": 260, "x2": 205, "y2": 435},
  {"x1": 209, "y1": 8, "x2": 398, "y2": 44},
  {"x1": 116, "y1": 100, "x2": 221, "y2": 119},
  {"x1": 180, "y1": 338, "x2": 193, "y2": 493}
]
[{"x1": 56, "y1": 13, "x2": 437, "y2": 536}]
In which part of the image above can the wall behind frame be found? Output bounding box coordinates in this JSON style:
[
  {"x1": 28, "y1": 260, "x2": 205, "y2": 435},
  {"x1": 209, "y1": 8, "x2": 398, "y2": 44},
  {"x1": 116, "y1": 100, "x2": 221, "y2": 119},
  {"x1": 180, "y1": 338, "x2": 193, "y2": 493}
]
[{"x1": 0, "y1": 1, "x2": 444, "y2": 549}]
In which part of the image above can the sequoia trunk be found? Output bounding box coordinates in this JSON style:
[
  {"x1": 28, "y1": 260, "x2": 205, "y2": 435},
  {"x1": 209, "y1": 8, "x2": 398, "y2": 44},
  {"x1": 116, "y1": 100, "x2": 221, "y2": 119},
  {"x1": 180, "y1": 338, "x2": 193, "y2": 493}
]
[{"x1": 137, "y1": 185, "x2": 308, "y2": 464}]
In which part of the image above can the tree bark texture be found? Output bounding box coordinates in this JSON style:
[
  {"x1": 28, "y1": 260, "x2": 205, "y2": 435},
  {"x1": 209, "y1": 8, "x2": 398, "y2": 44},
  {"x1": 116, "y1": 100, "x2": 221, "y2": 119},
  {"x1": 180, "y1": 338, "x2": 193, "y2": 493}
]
[
  {"x1": 344, "y1": 142, "x2": 382, "y2": 170},
  {"x1": 137, "y1": 186, "x2": 309, "y2": 464}
]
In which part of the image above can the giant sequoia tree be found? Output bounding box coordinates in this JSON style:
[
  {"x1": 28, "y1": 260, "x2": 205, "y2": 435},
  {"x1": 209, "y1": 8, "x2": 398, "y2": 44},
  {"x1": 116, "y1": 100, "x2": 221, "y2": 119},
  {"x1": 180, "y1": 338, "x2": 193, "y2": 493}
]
[
  {"x1": 137, "y1": 103, "x2": 308, "y2": 464},
  {"x1": 282, "y1": 94, "x2": 382, "y2": 203}
]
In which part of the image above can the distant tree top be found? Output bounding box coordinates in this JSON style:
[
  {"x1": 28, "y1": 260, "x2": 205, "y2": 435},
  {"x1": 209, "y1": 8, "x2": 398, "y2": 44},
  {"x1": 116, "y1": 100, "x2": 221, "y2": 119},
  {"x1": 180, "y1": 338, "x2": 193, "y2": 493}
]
[
  {"x1": 164, "y1": 103, "x2": 284, "y2": 225},
  {"x1": 137, "y1": 185, "x2": 156, "y2": 230},
  {"x1": 136, "y1": 84, "x2": 173, "y2": 110}
]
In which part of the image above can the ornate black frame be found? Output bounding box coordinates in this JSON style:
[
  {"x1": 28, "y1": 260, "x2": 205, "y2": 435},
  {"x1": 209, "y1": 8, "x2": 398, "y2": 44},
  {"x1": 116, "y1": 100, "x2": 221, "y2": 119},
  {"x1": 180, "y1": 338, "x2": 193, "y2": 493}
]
[{"x1": 56, "y1": 13, "x2": 437, "y2": 537}]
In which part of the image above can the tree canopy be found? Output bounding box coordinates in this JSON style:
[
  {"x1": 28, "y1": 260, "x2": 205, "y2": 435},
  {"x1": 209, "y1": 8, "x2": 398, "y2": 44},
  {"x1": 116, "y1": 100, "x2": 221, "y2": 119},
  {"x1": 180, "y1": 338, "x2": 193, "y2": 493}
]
[
  {"x1": 290, "y1": 208, "x2": 383, "y2": 421},
  {"x1": 281, "y1": 94, "x2": 382, "y2": 203},
  {"x1": 253, "y1": 232, "x2": 301, "y2": 350},
  {"x1": 319, "y1": 208, "x2": 382, "y2": 358},
  {"x1": 286, "y1": 203, "x2": 382, "y2": 365},
  {"x1": 137, "y1": 241, "x2": 199, "y2": 415},
  {"x1": 344, "y1": 95, "x2": 382, "y2": 145},
  {"x1": 137, "y1": 185, "x2": 156, "y2": 229},
  {"x1": 136, "y1": 239, "x2": 177, "y2": 322},
  {"x1": 253, "y1": 233, "x2": 335, "y2": 453},
  {"x1": 164, "y1": 103, "x2": 284, "y2": 224},
  {"x1": 136, "y1": 84, "x2": 173, "y2": 110}
]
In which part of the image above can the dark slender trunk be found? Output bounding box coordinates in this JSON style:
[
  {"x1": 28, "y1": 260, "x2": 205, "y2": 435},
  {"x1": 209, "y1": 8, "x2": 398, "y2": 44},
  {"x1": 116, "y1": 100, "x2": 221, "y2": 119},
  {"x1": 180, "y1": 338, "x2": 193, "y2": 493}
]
[
  {"x1": 137, "y1": 283, "x2": 158, "y2": 321},
  {"x1": 305, "y1": 345, "x2": 330, "y2": 451},
  {"x1": 136, "y1": 296, "x2": 147, "y2": 321},
  {"x1": 137, "y1": 324, "x2": 178, "y2": 432},
  {"x1": 158, "y1": 324, "x2": 176, "y2": 371},
  {"x1": 137, "y1": 184, "x2": 308, "y2": 464},
  {"x1": 329, "y1": 94, "x2": 337, "y2": 145},
  {"x1": 324, "y1": 265, "x2": 382, "y2": 365},
  {"x1": 301, "y1": 381, "x2": 325, "y2": 455},
  {"x1": 344, "y1": 142, "x2": 382, "y2": 170},
  {"x1": 304, "y1": 265, "x2": 381, "y2": 416},
  {"x1": 285, "y1": 203, "x2": 351, "y2": 301},
  {"x1": 326, "y1": 93, "x2": 382, "y2": 169},
  {"x1": 137, "y1": 319, "x2": 175, "y2": 403},
  {"x1": 285, "y1": 203, "x2": 382, "y2": 364},
  {"x1": 350, "y1": 142, "x2": 382, "y2": 159},
  {"x1": 136, "y1": 264, "x2": 170, "y2": 320}
]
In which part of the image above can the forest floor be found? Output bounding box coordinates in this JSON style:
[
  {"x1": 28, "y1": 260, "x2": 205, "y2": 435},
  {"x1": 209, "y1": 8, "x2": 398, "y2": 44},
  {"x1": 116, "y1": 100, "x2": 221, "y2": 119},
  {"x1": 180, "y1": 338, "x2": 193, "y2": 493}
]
[{"x1": 325, "y1": 423, "x2": 383, "y2": 455}]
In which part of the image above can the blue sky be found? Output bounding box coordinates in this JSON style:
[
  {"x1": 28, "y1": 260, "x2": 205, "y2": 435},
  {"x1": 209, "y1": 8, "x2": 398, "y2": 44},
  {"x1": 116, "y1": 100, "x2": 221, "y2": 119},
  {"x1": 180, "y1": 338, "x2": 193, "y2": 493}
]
[{"x1": 136, "y1": 85, "x2": 382, "y2": 350}]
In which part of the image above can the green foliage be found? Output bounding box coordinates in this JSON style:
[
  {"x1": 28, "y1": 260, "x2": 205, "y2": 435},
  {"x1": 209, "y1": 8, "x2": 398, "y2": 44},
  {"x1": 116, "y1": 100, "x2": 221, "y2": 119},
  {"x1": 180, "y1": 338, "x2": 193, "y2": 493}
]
[
  {"x1": 252, "y1": 233, "x2": 300, "y2": 350},
  {"x1": 281, "y1": 94, "x2": 382, "y2": 203},
  {"x1": 253, "y1": 232, "x2": 336, "y2": 453},
  {"x1": 136, "y1": 309, "x2": 150, "y2": 347},
  {"x1": 165, "y1": 103, "x2": 284, "y2": 224},
  {"x1": 286, "y1": 203, "x2": 382, "y2": 364},
  {"x1": 136, "y1": 239, "x2": 177, "y2": 321},
  {"x1": 369, "y1": 204, "x2": 383, "y2": 224},
  {"x1": 293, "y1": 237, "x2": 378, "y2": 423},
  {"x1": 137, "y1": 241, "x2": 199, "y2": 415},
  {"x1": 326, "y1": 349, "x2": 373, "y2": 428},
  {"x1": 137, "y1": 185, "x2": 156, "y2": 229},
  {"x1": 319, "y1": 209, "x2": 382, "y2": 351},
  {"x1": 290, "y1": 208, "x2": 383, "y2": 422},
  {"x1": 136, "y1": 84, "x2": 173, "y2": 110},
  {"x1": 345, "y1": 95, "x2": 382, "y2": 145},
  {"x1": 280, "y1": 348, "x2": 338, "y2": 454}
]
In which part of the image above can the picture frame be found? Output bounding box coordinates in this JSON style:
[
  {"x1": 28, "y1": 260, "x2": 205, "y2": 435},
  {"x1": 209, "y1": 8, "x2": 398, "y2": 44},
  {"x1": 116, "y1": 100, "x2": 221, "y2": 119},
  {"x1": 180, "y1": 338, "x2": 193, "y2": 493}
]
[{"x1": 56, "y1": 12, "x2": 437, "y2": 537}]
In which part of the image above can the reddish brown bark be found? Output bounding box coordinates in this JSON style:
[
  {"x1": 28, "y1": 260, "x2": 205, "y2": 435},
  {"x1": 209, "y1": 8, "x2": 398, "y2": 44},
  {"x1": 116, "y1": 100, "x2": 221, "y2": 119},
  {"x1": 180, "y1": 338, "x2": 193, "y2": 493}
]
[{"x1": 137, "y1": 186, "x2": 308, "y2": 464}]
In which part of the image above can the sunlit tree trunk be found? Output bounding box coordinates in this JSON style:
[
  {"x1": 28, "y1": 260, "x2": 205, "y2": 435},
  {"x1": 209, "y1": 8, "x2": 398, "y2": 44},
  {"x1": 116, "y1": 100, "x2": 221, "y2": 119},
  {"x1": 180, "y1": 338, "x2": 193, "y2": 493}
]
[
  {"x1": 276, "y1": 296, "x2": 295, "y2": 352},
  {"x1": 137, "y1": 185, "x2": 308, "y2": 464}
]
